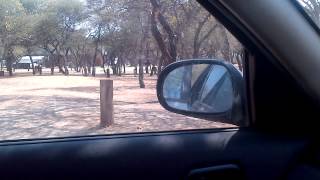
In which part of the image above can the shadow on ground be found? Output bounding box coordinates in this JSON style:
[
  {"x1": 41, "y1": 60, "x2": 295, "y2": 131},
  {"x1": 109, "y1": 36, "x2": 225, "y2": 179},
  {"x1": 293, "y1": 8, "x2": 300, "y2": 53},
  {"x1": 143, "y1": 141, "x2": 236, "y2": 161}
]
[{"x1": 0, "y1": 75, "x2": 232, "y2": 141}]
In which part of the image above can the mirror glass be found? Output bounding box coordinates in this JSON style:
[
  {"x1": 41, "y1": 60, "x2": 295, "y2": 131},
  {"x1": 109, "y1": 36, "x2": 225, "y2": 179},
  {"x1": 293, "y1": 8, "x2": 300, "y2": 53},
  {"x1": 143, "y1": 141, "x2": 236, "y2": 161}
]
[{"x1": 163, "y1": 64, "x2": 233, "y2": 113}]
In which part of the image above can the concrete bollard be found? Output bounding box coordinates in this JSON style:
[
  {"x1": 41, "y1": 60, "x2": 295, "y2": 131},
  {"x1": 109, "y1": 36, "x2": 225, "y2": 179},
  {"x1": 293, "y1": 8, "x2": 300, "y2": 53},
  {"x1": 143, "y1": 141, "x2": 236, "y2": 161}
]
[{"x1": 100, "y1": 80, "x2": 114, "y2": 127}]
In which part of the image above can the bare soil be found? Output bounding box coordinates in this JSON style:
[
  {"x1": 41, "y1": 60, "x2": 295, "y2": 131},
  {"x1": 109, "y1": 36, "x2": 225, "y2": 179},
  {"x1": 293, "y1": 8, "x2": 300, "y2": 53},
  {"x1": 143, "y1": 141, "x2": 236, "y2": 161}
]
[{"x1": 0, "y1": 69, "x2": 233, "y2": 141}]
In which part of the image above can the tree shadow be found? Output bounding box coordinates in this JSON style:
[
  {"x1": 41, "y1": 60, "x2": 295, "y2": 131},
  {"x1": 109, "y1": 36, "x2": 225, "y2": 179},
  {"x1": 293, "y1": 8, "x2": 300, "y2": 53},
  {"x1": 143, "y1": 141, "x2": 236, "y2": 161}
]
[
  {"x1": 30, "y1": 86, "x2": 100, "y2": 93},
  {"x1": 0, "y1": 95, "x2": 101, "y2": 140},
  {"x1": 0, "y1": 93, "x2": 231, "y2": 141}
]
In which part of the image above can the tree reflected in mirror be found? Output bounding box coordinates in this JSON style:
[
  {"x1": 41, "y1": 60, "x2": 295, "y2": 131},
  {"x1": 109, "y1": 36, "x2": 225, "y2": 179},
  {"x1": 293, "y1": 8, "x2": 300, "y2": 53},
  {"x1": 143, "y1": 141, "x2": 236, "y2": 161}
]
[{"x1": 163, "y1": 64, "x2": 233, "y2": 113}]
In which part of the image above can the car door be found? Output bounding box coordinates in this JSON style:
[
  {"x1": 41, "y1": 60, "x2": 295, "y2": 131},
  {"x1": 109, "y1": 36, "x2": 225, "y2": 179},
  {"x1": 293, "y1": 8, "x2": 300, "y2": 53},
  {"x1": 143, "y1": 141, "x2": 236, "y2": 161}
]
[{"x1": 0, "y1": 0, "x2": 319, "y2": 180}]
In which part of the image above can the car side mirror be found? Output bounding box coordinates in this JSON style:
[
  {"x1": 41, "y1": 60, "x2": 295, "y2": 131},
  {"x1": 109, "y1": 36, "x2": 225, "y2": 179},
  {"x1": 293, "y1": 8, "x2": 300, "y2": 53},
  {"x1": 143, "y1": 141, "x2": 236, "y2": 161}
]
[{"x1": 157, "y1": 59, "x2": 247, "y2": 126}]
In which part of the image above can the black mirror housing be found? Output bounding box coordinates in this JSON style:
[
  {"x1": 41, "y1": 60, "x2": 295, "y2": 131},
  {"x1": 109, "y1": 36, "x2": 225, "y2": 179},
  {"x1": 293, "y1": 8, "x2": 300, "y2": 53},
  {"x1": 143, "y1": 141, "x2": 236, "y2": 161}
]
[{"x1": 156, "y1": 59, "x2": 247, "y2": 126}]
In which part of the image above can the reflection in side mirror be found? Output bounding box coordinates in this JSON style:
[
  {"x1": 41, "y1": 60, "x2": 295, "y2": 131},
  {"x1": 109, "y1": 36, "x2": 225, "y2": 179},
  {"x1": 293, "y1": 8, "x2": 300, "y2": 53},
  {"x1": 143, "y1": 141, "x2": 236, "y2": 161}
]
[{"x1": 163, "y1": 64, "x2": 233, "y2": 113}]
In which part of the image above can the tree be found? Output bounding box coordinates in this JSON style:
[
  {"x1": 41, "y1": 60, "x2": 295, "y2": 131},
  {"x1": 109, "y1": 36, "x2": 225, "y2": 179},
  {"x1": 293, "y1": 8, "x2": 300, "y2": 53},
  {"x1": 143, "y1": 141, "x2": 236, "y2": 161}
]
[
  {"x1": 192, "y1": 14, "x2": 219, "y2": 58},
  {"x1": 40, "y1": 0, "x2": 85, "y2": 75},
  {"x1": 69, "y1": 30, "x2": 91, "y2": 73},
  {"x1": 0, "y1": 0, "x2": 26, "y2": 76},
  {"x1": 301, "y1": 0, "x2": 320, "y2": 26},
  {"x1": 20, "y1": 3, "x2": 44, "y2": 75},
  {"x1": 150, "y1": 0, "x2": 177, "y2": 70},
  {"x1": 0, "y1": 0, "x2": 244, "y2": 77},
  {"x1": 35, "y1": 12, "x2": 61, "y2": 75}
]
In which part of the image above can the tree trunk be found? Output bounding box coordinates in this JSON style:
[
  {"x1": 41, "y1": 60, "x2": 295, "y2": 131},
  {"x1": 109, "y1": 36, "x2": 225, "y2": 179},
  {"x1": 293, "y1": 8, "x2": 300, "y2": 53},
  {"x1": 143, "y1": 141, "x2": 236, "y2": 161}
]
[
  {"x1": 56, "y1": 49, "x2": 66, "y2": 75},
  {"x1": 150, "y1": 65, "x2": 157, "y2": 76},
  {"x1": 157, "y1": 55, "x2": 164, "y2": 75},
  {"x1": 236, "y1": 55, "x2": 243, "y2": 72},
  {"x1": 151, "y1": 0, "x2": 177, "y2": 62},
  {"x1": 92, "y1": 62, "x2": 96, "y2": 77},
  {"x1": 145, "y1": 42, "x2": 151, "y2": 74},
  {"x1": 92, "y1": 25, "x2": 102, "y2": 77},
  {"x1": 39, "y1": 65, "x2": 42, "y2": 75},
  {"x1": 88, "y1": 66, "x2": 91, "y2": 74},
  {"x1": 84, "y1": 66, "x2": 88, "y2": 76},
  {"x1": 29, "y1": 55, "x2": 36, "y2": 75},
  {"x1": 139, "y1": 59, "x2": 145, "y2": 88},
  {"x1": 150, "y1": 0, "x2": 177, "y2": 67},
  {"x1": 193, "y1": 14, "x2": 210, "y2": 58},
  {"x1": 45, "y1": 45, "x2": 58, "y2": 75},
  {"x1": 63, "y1": 56, "x2": 69, "y2": 75},
  {"x1": 117, "y1": 62, "x2": 121, "y2": 76},
  {"x1": 193, "y1": 16, "x2": 219, "y2": 58},
  {"x1": 5, "y1": 47, "x2": 14, "y2": 76},
  {"x1": 110, "y1": 57, "x2": 116, "y2": 75},
  {"x1": 236, "y1": 50, "x2": 244, "y2": 72},
  {"x1": 7, "y1": 64, "x2": 13, "y2": 76},
  {"x1": 102, "y1": 62, "x2": 107, "y2": 75},
  {"x1": 64, "y1": 48, "x2": 70, "y2": 75},
  {"x1": 134, "y1": 66, "x2": 137, "y2": 76},
  {"x1": 51, "y1": 56, "x2": 54, "y2": 75},
  {"x1": 106, "y1": 68, "x2": 110, "y2": 78},
  {"x1": 221, "y1": 27, "x2": 231, "y2": 62},
  {"x1": 6, "y1": 56, "x2": 13, "y2": 76},
  {"x1": 181, "y1": 66, "x2": 192, "y2": 100}
]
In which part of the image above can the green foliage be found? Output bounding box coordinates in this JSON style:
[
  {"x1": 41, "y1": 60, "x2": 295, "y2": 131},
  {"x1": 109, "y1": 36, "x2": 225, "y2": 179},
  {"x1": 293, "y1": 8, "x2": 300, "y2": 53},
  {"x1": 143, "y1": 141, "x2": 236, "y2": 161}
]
[
  {"x1": 0, "y1": 0, "x2": 242, "y2": 75},
  {"x1": 0, "y1": 0, "x2": 25, "y2": 35},
  {"x1": 19, "y1": 0, "x2": 46, "y2": 14}
]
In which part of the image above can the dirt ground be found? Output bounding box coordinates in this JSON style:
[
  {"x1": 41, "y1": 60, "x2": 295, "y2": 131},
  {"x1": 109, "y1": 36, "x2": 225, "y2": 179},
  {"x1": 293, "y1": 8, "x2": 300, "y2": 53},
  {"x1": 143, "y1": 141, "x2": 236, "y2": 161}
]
[{"x1": 0, "y1": 68, "x2": 233, "y2": 141}]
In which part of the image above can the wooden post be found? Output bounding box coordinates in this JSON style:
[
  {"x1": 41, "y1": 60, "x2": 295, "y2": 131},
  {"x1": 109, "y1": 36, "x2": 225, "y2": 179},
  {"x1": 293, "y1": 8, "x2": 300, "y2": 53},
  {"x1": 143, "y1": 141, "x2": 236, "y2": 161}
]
[{"x1": 100, "y1": 80, "x2": 114, "y2": 127}]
